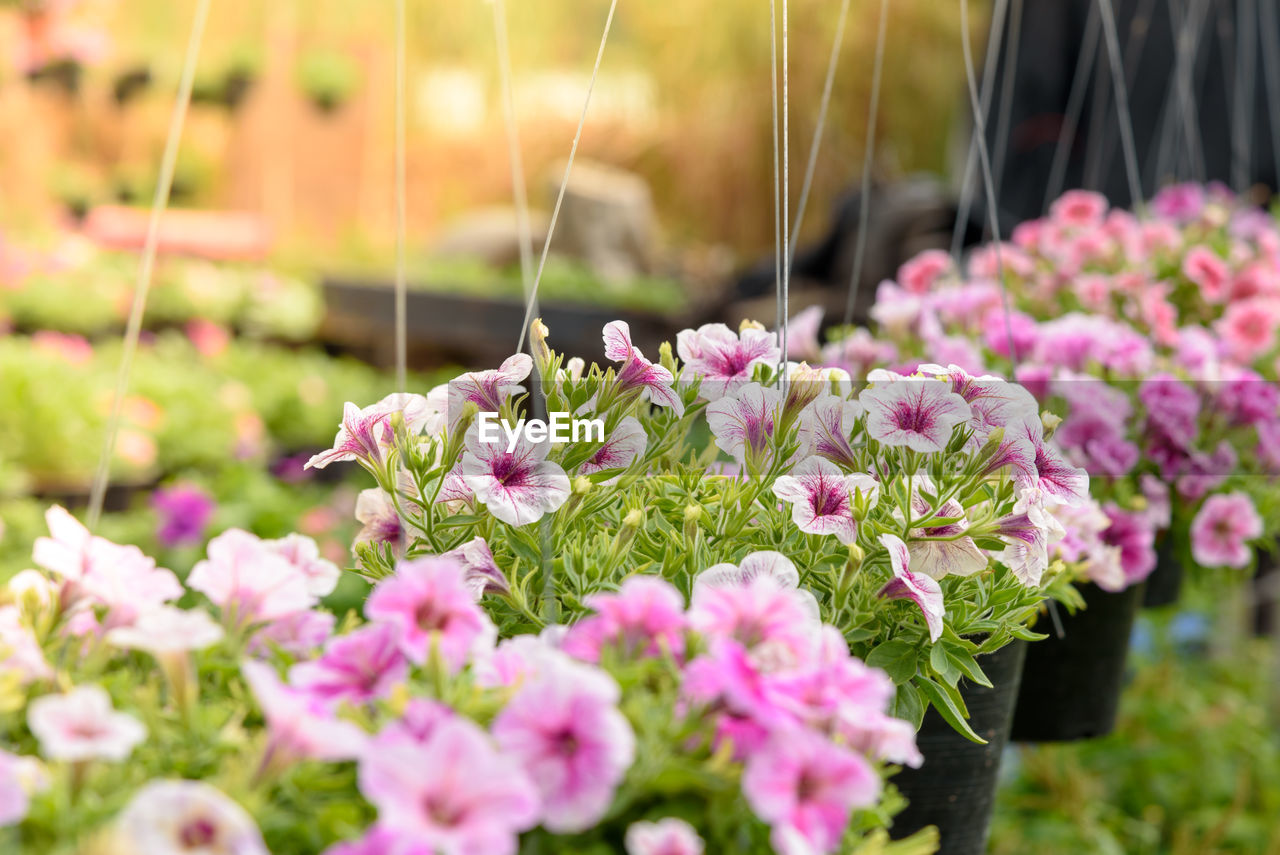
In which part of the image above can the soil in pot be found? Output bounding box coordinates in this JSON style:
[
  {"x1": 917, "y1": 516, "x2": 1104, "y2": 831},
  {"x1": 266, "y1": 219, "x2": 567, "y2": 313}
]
[
  {"x1": 1010, "y1": 582, "x2": 1143, "y2": 742},
  {"x1": 890, "y1": 639, "x2": 1027, "y2": 855},
  {"x1": 1143, "y1": 535, "x2": 1183, "y2": 608}
]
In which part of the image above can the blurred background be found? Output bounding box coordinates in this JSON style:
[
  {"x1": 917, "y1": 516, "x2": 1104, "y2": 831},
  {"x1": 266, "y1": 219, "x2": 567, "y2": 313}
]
[{"x1": 2, "y1": 1, "x2": 1280, "y2": 852}]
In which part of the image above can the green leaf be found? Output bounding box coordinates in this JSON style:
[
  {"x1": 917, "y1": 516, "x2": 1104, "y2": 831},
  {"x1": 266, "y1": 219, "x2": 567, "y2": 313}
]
[
  {"x1": 435, "y1": 513, "x2": 484, "y2": 529},
  {"x1": 865, "y1": 640, "x2": 919, "y2": 685},
  {"x1": 890, "y1": 681, "x2": 925, "y2": 729},
  {"x1": 917, "y1": 677, "x2": 986, "y2": 744},
  {"x1": 1010, "y1": 625, "x2": 1050, "y2": 642},
  {"x1": 942, "y1": 642, "x2": 992, "y2": 688}
]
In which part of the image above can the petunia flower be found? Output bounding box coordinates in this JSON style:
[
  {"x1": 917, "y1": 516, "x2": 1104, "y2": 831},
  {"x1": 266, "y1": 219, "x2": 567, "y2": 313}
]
[
  {"x1": 322, "y1": 826, "x2": 432, "y2": 855},
  {"x1": 444, "y1": 354, "x2": 533, "y2": 429},
  {"x1": 562, "y1": 576, "x2": 686, "y2": 663},
  {"x1": 305, "y1": 401, "x2": 394, "y2": 471},
  {"x1": 859, "y1": 378, "x2": 970, "y2": 453},
  {"x1": 1010, "y1": 417, "x2": 1091, "y2": 507},
  {"x1": 248, "y1": 609, "x2": 335, "y2": 659},
  {"x1": 106, "y1": 606, "x2": 224, "y2": 655},
  {"x1": 0, "y1": 606, "x2": 51, "y2": 684},
  {"x1": 1190, "y1": 492, "x2": 1263, "y2": 569},
  {"x1": 358, "y1": 716, "x2": 539, "y2": 855},
  {"x1": 901, "y1": 476, "x2": 988, "y2": 579},
  {"x1": 1101, "y1": 504, "x2": 1158, "y2": 585},
  {"x1": 603, "y1": 321, "x2": 685, "y2": 414},
  {"x1": 742, "y1": 725, "x2": 881, "y2": 855},
  {"x1": 676, "y1": 322, "x2": 780, "y2": 400},
  {"x1": 242, "y1": 660, "x2": 367, "y2": 764},
  {"x1": 578, "y1": 416, "x2": 647, "y2": 482},
  {"x1": 695, "y1": 551, "x2": 800, "y2": 592},
  {"x1": 876, "y1": 533, "x2": 945, "y2": 642},
  {"x1": 188, "y1": 530, "x2": 316, "y2": 628},
  {"x1": 265, "y1": 533, "x2": 341, "y2": 599},
  {"x1": 796, "y1": 395, "x2": 862, "y2": 470},
  {"x1": 916, "y1": 363, "x2": 1039, "y2": 442},
  {"x1": 289, "y1": 622, "x2": 408, "y2": 707},
  {"x1": 365, "y1": 556, "x2": 496, "y2": 670},
  {"x1": 27, "y1": 686, "x2": 146, "y2": 763},
  {"x1": 150, "y1": 483, "x2": 215, "y2": 549},
  {"x1": 624, "y1": 818, "x2": 705, "y2": 855},
  {"x1": 492, "y1": 657, "x2": 636, "y2": 833},
  {"x1": 116, "y1": 780, "x2": 269, "y2": 855},
  {"x1": 706, "y1": 383, "x2": 783, "y2": 465},
  {"x1": 354, "y1": 488, "x2": 404, "y2": 556},
  {"x1": 459, "y1": 425, "x2": 570, "y2": 527},
  {"x1": 772, "y1": 457, "x2": 879, "y2": 545},
  {"x1": 689, "y1": 575, "x2": 819, "y2": 665},
  {"x1": 0, "y1": 751, "x2": 46, "y2": 828},
  {"x1": 442, "y1": 536, "x2": 510, "y2": 600}
]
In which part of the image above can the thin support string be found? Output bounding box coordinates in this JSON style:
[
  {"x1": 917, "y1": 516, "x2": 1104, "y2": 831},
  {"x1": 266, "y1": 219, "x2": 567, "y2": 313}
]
[
  {"x1": 959, "y1": 0, "x2": 1017, "y2": 368},
  {"x1": 1093, "y1": 0, "x2": 1158, "y2": 190},
  {"x1": 394, "y1": 0, "x2": 407, "y2": 392},
  {"x1": 990, "y1": 0, "x2": 1023, "y2": 198},
  {"x1": 786, "y1": 0, "x2": 850, "y2": 277},
  {"x1": 87, "y1": 0, "x2": 212, "y2": 530},
  {"x1": 492, "y1": 0, "x2": 535, "y2": 303},
  {"x1": 840, "y1": 0, "x2": 889, "y2": 329},
  {"x1": 770, "y1": 0, "x2": 782, "y2": 340},
  {"x1": 778, "y1": 0, "x2": 790, "y2": 372},
  {"x1": 1259, "y1": 0, "x2": 1280, "y2": 186},
  {"x1": 1097, "y1": 0, "x2": 1146, "y2": 212},
  {"x1": 1232, "y1": 0, "x2": 1257, "y2": 194},
  {"x1": 1153, "y1": 0, "x2": 1208, "y2": 186},
  {"x1": 1044, "y1": 1, "x2": 1101, "y2": 211},
  {"x1": 950, "y1": 0, "x2": 1010, "y2": 266},
  {"x1": 514, "y1": 0, "x2": 619, "y2": 354}
]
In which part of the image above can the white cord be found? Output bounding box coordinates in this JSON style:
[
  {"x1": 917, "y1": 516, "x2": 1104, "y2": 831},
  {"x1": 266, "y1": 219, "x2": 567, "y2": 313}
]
[{"x1": 394, "y1": 0, "x2": 407, "y2": 392}]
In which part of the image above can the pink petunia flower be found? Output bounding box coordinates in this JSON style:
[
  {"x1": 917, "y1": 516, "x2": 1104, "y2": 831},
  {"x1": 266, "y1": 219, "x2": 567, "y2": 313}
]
[
  {"x1": 1215, "y1": 297, "x2": 1280, "y2": 364},
  {"x1": 1049, "y1": 190, "x2": 1109, "y2": 228},
  {"x1": 365, "y1": 556, "x2": 496, "y2": 670},
  {"x1": 442, "y1": 536, "x2": 510, "y2": 600},
  {"x1": 0, "y1": 751, "x2": 45, "y2": 828},
  {"x1": 1182, "y1": 245, "x2": 1231, "y2": 302},
  {"x1": 1010, "y1": 417, "x2": 1091, "y2": 507},
  {"x1": 1190, "y1": 492, "x2": 1263, "y2": 569},
  {"x1": 676, "y1": 322, "x2": 780, "y2": 400},
  {"x1": 742, "y1": 726, "x2": 881, "y2": 855},
  {"x1": 242, "y1": 660, "x2": 367, "y2": 764},
  {"x1": 706, "y1": 383, "x2": 782, "y2": 465},
  {"x1": 358, "y1": 716, "x2": 539, "y2": 855},
  {"x1": 117, "y1": 780, "x2": 269, "y2": 855},
  {"x1": 901, "y1": 477, "x2": 988, "y2": 580},
  {"x1": 604, "y1": 321, "x2": 685, "y2": 414},
  {"x1": 0, "y1": 606, "x2": 51, "y2": 684},
  {"x1": 266, "y1": 533, "x2": 341, "y2": 599},
  {"x1": 27, "y1": 686, "x2": 146, "y2": 763},
  {"x1": 772, "y1": 457, "x2": 879, "y2": 545},
  {"x1": 625, "y1": 818, "x2": 705, "y2": 855},
  {"x1": 695, "y1": 551, "x2": 799, "y2": 592},
  {"x1": 897, "y1": 249, "x2": 953, "y2": 294},
  {"x1": 689, "y1": 575, "x2": 819, "y2": 665},
  {"x1": 305, "y1": 402, "x2": 393, "y2": 471},
  {"x1": 859, "y1": 378, "x2": 970, "y2": 453},
  {"x1": 578, "y1": 416, "x2": 647, "y2": 482},
  {"x1": 876, "y1": 533, "x2": 945, "y2": 642},
  {"x1": 1101, "y1": 504, "x2": 1158, "y2": 585},
  {"x1": 323, "y1": 825, "x2": 432, "y2": 855},
  {"x1": 106, "y1": 606, "x2": 224, "y2": 655},
  {"x1": 460, "y1": 425, "x2": 570, "y2": 527},
  {"x1": 562, "y1": 576, "x2": 686, "y2": 663},
  {"x1": 786, "y1": 306, "x2": 825, "y2": 362},
  {"x1": 289, "y1": 622, "x2": 408, "y2": 706},
  {"x1": 492, "y1": 657, "x2": 636, "y2": 832},
  {"x1": 188, "y1": 530, "x2": 316, "y2": 628},
  {"x1": 249, "y1": 609, "x2": 335, "y2": 659}
]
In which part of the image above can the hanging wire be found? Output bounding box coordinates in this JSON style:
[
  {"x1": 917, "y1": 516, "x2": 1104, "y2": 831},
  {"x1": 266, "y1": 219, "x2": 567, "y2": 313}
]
[
  {"x1": 950, "y1": 0, "x2": 1010, "y2": 265},
  {"x1": 1259, "y1": 0, "x2": 1280, "y2": 186},
  {"x1": 786, "y1": 0, "x2": 850, "y2": 288},
  {"x1": 1044, "y1": 1, "x2": 1102, "y2": 211},
  {"x1": 394, "y1": 0, "x2": 408, "y2": 392},
  {"x1": 492, "y1": 0, "x2": 535, "y2": 308},
  {"x1": 989, "y1": 0, "x2": 1023, "y2": 197},
  {"x1": 1233, "y1": 0, "x2": 1258, "y2": 194},
  {"x1": 770, "y1": 0, "x2": 783, "y2": 341},
  {"x1": 87, "y1": 0, "x2": 212, "y2": 530},
  {"x1": 1153, "y1": 0, "x2": 1209, "y2": 186},
  {"x1": 514, "y1": 0, "x2": 620, "y2": 354},
  {"x1": 778, "y1": 0, "x2": 791, "y2": 373},
  {"x1": 1096, "y1": 0, "x2": 1147, "y2": 213},
  {"x1": 840, "y1": 0, "x2": 890, "y2": 330}
]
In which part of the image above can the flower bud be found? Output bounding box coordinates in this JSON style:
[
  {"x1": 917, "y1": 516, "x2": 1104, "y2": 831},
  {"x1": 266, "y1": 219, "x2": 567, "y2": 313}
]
[
  {"x1": 740, "y1": 319, "x2": 766, "y2": 333},
  {"x1": 622, "y1": 508, "x2": 644, "y2": 530},
  {"x1": 682, "y1": 504, "x2": 702, "y2": 524},
  {"x1": 1040, "y1": 411, "x2": 1062, "y2": 438},
  {"x1": 573, "y1": 476, "x2": 593, "y2": 496},
  {"x1": 531, "y1": 319, "x2": 553, "y2": 374}
]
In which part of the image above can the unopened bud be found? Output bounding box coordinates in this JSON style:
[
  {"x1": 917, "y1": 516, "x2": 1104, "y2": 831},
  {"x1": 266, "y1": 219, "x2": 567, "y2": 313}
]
[
  {"x1": 740, "y1": 318, "x2": 766, "y2": 333},
  {"x1": 1040, "y1": 411, "x2": 1062, "y2": 438},
  {"x1": 531, "y1": 319, "x2": 553, "y2": 374},
  {"x1": 623, "y1": 508, "x2": 644, "y2": 530},
  {"x1": 683, "y1": 504, "x2": 702, "y2": 524},
  {"x1": 573, "y1": 476, "x2": 593, "y2": 495}
]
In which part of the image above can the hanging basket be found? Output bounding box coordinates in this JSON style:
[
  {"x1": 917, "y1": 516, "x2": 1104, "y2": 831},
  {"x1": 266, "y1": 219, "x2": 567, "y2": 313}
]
[
  {"x1": 1142, "y1": 536, "x2": 1183, "y2": 608},
  {"x1": 1010, "y1": 582, "x2": 1143, "y2": 742},
  {"x1": 890, "y1": 640, "x2": 1026, "y2": 855}
]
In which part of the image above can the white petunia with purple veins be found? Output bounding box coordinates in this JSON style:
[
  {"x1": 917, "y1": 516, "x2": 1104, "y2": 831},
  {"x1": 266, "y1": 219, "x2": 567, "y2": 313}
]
[
  {"x1": 706, "y1": 383, "x2": 782, "y2": 464},
  {"x1": 676, "y1": 322, "x2": 780, "y2": 400},
  {"x1": 460, "y1": 425, "x2": 570, "y2": 527},
  {"x1": 603, "y1": 321, "x2": 685, "y2": 414},
  {"x1": 772, "y1": 458, "x2": 879, "y2": 545},
  {"x1": 859, "y1": 378, "x2": 971, "y2": 453},
  {"x1": 877, "y1": 533, "x2": 946, "y2": 643},
  {"x1": 578, "y1": 416, "x2": 647, "y2": 483}
]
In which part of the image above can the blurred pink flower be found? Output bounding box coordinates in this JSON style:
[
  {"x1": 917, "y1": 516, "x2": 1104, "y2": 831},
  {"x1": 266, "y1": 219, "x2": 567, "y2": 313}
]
[
  {"x1": 0, "y1": 606, "x2": 51, "y2": 683},
  {"x1": 289, "y1": 622, "x2": 407, "y2": 706},
  {"x1": 117, "y1": 780, "x2": 268, "y2": 855},
  {"x1": 189, "y1": 530, "x2": 316, "y2": 627},
  {"x1": 31, "y1": 331, "x2": 92, "y2": 365},
  {"x1": 562, "y1": 576, "x2": 686, "y2": 664},
  {"x1": 354, "y1": 489, "x2": 403, "y2": 555},
  {"x1": 625, "y1": 818, "x2": 705, "y2": 855},
  {"x1": 897, "y1": 249, "x2": 953, "y2": 294},
  {"x1": 186, "y1": 319, "x2": 231, "y2": 358},
  {"x1": 358, "y1": 716, "x2": 539, "y2": 855},
  {"x1": 0, "y1": 750, "x2": 45, "y2": 828},
  {"x1": 742, "y1": 726, "x2": 880, "y2": 855},
  {"x1": 365, "y1": 556, "x2": 496, "y2": 670},
  {"x1": 27, "y1": 686, "x2": 146, "y2": 763},
  {"x1": 443, "y1": 536, "x2": 510, "y2": 600},
  {"x1": 242, "y1": 660, "x2": 367, "y2": 764},
  {"x1": 689, "y1": 575, "x2": 818, "y2": 664},
  {"x1": 1190, "y1": 492, "x2": 1262, "y2": 569},
  {"x1": 106, "y1": 606, "x2": 224, "y2": 655},
  {"x1": 1182, "y1": 245, "x2": 1231, "y2": 302},
  {"x1": 1215, "y1": 297, "x2": 1280, "y2": 364},
  {"x1": 492, "y1": 658, "x2": 635, "y2": 832},
  {"x1": 249, "y1": 609, "x2": 335, "y2": 659},
  {"x1": 266, "y1": 533, "x2": 340, "y2": 599},
  {"x1": 1049, "y1": 190, "x2": 1109, "y2": 228}
]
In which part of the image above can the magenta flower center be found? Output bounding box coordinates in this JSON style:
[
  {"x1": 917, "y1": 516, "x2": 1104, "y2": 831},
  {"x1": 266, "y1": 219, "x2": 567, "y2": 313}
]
[
  {"x1": 422, "y1": 793, "x2": 466, "y2": 827},
  {"x1": 414, "y1": 601, "x2": 450, "y2": 632},
  {"x1": 891, "y1": 401, "x2": 934, "y2": 435},
  {"x1": 179, "y1": 817, "x2": 219, "y2": 848},
  {"x1": 810, "y1": 485, "x2": 846, "y2": 518},
  {"x1": 489, "y1": 454, "x2": 531, "y2": 486}
]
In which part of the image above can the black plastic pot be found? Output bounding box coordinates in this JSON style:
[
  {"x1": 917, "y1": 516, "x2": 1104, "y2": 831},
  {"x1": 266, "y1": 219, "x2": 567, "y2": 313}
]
[
  {"x1": 890, "y1": 640, "x2": 1027, "y2": 855},
  {"x1": 1010, "y1": 582, "x2": 1142, "y2": 742},
  {"x1": 1253, "y1": 543, "x2": 1278, "y2": 637},
  {"x1": 1142, "y1": 536, "x2": 1183, "y2": 608}
]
